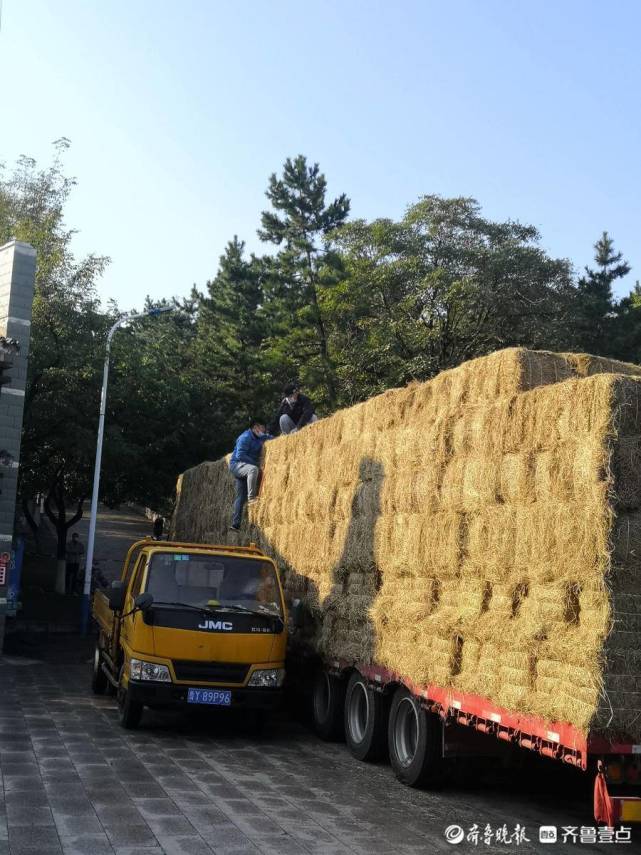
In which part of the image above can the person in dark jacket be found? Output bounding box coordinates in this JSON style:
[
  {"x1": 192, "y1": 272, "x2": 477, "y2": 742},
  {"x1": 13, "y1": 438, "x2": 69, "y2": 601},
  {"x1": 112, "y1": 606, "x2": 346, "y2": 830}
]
[
  {"x1": 65, "y1": 532, "x2": 84, "y2": 595},
  {"x1": 152, "y1": 516, "x2": 164, "y2": 540},
  {"x1": 229, "y1": 418, "x2": 273, "y2": 531},
  {"x1": 271, "y1": 383, "x2": 318, "y2": 436}
]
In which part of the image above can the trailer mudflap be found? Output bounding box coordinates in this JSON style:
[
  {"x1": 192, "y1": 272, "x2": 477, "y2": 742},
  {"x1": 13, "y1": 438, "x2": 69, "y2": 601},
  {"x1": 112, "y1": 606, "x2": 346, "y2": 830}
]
[
  {"x1": 595, "y1": 768, "x2": 641, "y2": 825},
  {"x1": 594, "y1": 758, "x2": 641, "y2": 825}
]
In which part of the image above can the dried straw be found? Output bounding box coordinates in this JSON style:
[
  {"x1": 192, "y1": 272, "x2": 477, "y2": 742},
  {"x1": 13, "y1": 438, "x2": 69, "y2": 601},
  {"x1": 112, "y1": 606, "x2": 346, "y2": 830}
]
[{"x1": 171, "y1": 349, "x2": 641, "y2": 740}]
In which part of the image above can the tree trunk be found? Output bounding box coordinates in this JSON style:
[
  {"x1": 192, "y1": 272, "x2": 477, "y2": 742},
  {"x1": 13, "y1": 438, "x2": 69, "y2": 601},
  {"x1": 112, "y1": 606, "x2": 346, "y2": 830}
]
[
  {"x1": 43, "y1": 471, "x2": 85, "y2": 594},
  {"x1": 55, "y1": 559, "x2": 66, "y2": 595},
  {"x1": 54, "y1": 515, "x2": 66, "y2": 595},
  {"x1": 21, "y1": 497, "x2": 42, "y2": 552},
  {"x1": 21, "y1": 498, "x2": 39, "y2": 536},
  {"x1": 56, "y1": 523, "x2": 66, "y2": 561}
]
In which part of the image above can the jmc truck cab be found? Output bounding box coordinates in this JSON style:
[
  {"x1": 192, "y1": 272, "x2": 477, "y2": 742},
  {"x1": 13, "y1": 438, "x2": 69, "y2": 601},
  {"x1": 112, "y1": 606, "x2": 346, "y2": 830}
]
[{"x1": 91, "y1": 539, "x2": 286, "y2": 728}]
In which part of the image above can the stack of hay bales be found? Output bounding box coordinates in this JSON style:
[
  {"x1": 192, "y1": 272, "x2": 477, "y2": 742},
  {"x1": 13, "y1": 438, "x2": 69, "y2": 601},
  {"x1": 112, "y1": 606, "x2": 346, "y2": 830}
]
[{"x1": 172, "y1": 347, "x2": 641, "y2": 740}]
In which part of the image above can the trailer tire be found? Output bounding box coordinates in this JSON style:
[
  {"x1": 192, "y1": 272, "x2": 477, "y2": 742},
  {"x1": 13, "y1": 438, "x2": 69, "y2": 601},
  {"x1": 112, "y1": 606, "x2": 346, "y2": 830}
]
[
  {"x1": 388, "y1": 685, "x2": 443, "y2": 788},
  {"x1": 91, "y1": 645, "x2": 108, "y2": 695},
  {"x1": 312, "y1": 669, "x2": 345, "y2": 741},
  {"x1": 344, "y1": 672, "x2": 389, "y2": 762}
]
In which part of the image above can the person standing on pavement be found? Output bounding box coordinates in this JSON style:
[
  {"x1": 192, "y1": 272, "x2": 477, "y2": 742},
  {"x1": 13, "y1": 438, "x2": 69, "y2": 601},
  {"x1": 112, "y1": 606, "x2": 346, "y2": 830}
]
[
  {"x1": 152, "y1": 515, "x2": 164, "y2": 540},
  {"x1": 65, "y1": 532, "x2": 85, "y2": 595},
  {"x1": 271, "y1": 382, "x2": 318, "y2": 436},
  {"x1": 229, "y1": 418, "x2": 273, "y2": 531}
]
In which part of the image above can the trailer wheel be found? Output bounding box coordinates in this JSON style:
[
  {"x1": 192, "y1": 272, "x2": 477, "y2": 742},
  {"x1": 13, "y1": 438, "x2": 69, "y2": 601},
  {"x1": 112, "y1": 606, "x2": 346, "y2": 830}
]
[
  {"x1": 91, "y1": 645, "x2": 108, "y2": 695},
  {"x1": 312, "y1": 669, "x2": 345, "y2": 741},
  {"x1": 344, "y1": 672, "x2": 389, "y2": 762},
  {"x1": 388, "y1": 685, "x2": 443, "y2": 788}
]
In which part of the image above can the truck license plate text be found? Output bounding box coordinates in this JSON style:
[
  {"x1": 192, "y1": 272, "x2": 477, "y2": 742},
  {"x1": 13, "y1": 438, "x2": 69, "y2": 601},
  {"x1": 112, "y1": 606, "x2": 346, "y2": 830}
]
[{"x1": 187, "y1": 688, "x2": 232, "y2": 706}]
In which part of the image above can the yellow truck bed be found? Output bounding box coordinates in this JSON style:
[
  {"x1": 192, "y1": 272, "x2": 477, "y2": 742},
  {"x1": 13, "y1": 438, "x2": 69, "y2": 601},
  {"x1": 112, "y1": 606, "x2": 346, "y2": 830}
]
[{"x1": 92, "y1": 588, "x2": 115, "y2": 638}]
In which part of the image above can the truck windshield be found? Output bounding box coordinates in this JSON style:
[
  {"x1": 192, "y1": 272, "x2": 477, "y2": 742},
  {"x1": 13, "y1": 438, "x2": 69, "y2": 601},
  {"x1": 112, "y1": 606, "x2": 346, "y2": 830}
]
[{"x1": 145, "y1": 553, "x2": 282, "y2": 616}]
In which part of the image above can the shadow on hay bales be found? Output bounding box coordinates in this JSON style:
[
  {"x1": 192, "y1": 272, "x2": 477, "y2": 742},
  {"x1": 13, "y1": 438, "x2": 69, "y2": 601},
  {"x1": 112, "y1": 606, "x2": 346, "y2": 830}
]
[
  {"x1": 271, "y1": 458, "x2": 384, "y2": 668},
  {"x1": 318, "y1": 458, "x2": 383, "y2": 664}
]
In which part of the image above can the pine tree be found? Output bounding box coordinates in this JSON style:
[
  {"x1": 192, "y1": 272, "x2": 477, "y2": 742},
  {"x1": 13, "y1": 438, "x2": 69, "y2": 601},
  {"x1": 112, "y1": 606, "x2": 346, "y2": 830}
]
[
  {"x1": 258, "y1": 155, "x2": 350, "y2": 409},
  {"x1": 608, "y1": 280, "x2": 641, "y2": 363},
  {"x1": 575, "y1": 232, "x2": 630, "y2": 354},
  {"x1": 193, "y1": 238, "x2": 271, "y2": 442}
]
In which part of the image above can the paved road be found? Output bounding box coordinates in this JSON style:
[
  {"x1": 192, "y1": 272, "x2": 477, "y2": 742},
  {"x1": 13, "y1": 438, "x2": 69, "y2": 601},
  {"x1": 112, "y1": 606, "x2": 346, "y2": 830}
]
[
  {"x1": 70, "y1": 506, "x2": 154, "y2": 584},
  {"x1": 2, "y1": 509, "x2": 639, "y2": 854},
  {"x1": 0, "y1": 642, "x2": 638, "y2": 855}
]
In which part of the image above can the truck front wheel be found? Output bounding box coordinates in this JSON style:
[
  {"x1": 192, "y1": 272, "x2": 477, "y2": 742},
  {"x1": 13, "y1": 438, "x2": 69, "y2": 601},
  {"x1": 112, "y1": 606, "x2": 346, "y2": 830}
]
[
  {"x1": 312, "y1": 669, "x2": 345, "y2": 741},
  {"x1": 344, "y1": 672, "x2": 389, "y2": 762},
  {"x1": 91, "y1": 645, "x2": 108, "y2": 695},
  {"x1": 388, "y1": 686, "x2": 443, "y2": 788},
  {"x1": 117, "y1": 667, "x2": 143, "y2": 729},
  {"x1": 118, "y1": 687, "x2": 143, "y2": 729}
]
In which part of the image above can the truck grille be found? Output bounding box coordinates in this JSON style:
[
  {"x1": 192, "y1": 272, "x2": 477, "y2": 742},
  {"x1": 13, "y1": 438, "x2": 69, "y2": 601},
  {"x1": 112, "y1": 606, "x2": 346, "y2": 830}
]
[{"x1": 172, "y1": 660, "x2": 250, "y2": 684}]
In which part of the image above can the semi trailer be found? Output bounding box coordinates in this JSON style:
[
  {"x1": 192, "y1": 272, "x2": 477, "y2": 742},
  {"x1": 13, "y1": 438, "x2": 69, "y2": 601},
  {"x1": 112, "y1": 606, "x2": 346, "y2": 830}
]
[{"x1": 292, "y1": 637, "x2": 641, "y2": 827}]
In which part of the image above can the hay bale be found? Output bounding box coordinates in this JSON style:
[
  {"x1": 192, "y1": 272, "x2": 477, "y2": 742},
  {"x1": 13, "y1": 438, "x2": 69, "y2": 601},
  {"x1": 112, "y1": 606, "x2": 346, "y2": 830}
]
[
  {"x1": 564, "y1": 352, "x2": 641, "y2": 380},
  {"x1": 172, "y1": 349, "x2": 641, "y2": 741},
  {"x1": 436, "y1": 348, "x2": 573, "y2": 407},
  {"x1": 612, "y1": 437, "x2": 641, "y2": 508}
]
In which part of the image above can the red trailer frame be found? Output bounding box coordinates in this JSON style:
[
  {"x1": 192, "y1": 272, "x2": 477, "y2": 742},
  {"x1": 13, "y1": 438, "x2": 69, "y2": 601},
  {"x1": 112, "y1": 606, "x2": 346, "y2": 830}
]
[{"x1": 326, "y1": 658, "x2": 641, "y2": 825}]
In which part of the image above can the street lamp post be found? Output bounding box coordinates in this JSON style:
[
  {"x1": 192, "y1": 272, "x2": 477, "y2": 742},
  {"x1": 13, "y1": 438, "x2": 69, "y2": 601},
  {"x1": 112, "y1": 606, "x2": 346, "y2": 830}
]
[{"x1": 80, "y1": 307, "x2": 173, "y2": 634}]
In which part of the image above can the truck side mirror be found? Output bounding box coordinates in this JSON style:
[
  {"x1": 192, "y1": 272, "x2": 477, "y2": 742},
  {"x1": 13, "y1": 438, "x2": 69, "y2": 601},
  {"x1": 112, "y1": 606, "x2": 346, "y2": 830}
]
[
  {"x1": 108, "y1": 581, "x2": 126, "y2": 612},
  {"x1": 133, "y1": 592, "x2": 154, "y2": 612},
  {"x1": 290, "y1": 599, "x2": 306, "y2": 629}
]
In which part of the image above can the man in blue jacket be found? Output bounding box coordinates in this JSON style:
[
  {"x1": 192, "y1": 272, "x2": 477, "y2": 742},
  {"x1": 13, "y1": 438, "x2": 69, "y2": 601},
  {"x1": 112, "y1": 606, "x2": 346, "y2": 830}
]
[{"x1": 229, "y1": 418, "x2": 273, "y2": 531}]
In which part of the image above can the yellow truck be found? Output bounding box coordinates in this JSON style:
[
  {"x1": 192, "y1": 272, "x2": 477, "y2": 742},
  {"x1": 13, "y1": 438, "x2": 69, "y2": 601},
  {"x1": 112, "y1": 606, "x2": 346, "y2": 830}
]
[{"x1": 91, "y1": 538, "x2": 286, "y2": 729}]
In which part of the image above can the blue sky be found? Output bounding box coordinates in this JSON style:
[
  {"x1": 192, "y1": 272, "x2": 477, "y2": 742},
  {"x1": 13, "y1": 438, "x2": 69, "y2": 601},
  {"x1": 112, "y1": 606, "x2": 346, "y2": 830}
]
[{"x1": 1, "y1": 0, "x2": 640, "y2": 308}]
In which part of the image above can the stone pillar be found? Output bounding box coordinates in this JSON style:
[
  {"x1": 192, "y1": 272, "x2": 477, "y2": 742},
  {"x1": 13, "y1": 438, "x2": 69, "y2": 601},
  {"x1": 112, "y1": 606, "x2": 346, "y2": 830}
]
[{"x1": 0, "y1": 240, "x2": 36, "y2": 651}]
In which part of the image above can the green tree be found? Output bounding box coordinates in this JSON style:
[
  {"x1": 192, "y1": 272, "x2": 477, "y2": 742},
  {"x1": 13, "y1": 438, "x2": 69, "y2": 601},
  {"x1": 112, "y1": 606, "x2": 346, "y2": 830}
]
[
  {"x1": 607, "y1": 280, "x2": 641, "y2": 363},
  {"x1": 326, "y1": 196, "x2": 575, "y2": 401},
  {"x1": 0, "y1": 142, "x2": 109, "y2": 561},
  {"x1": 192, "y1": 238, "x2": 272, "y2": 442},
  {"x1": 0, "y1": 147, "x2": 210, "y2": 563},
  {"x1": 574, "y1": 231, "x2": 630, "y2": 354},
  {"x1": 258, "y1": 155, "x2": 350, "y2": 409},
  {"x1": 104, "y1": 299, "x2": 207, "y2": 510}
]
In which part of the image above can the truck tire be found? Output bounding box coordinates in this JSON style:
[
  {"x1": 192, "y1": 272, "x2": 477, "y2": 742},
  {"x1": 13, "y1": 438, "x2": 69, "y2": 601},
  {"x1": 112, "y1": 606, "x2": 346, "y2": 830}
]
[
  {"x1": 344, "y1": 671, "x2": 389, "y2": 762},
  {"x1": 388, "y1": 685, "x2": 443, "y2": 788},
  {"x1": 117, "y1": 664, "x2": 143, "y2": 729},
  {"x1": 118, "y1": 687, "x2": 143, "y2": 729},
  {"x1": 312, "y1": 669, "x2": 345, "y2": 741},
  {"x1": 91, "y1": 645, "x2": 108, "y2": 695}
]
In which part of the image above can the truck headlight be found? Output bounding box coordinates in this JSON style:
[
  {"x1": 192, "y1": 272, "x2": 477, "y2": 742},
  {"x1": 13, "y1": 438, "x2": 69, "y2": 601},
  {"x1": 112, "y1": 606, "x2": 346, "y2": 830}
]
[
  {"x1": 130, "y1": 658, "x2": 171, "y2": 682},
  {"x1": 247, "y1": 668, "x2": 285, "y2": 688}
]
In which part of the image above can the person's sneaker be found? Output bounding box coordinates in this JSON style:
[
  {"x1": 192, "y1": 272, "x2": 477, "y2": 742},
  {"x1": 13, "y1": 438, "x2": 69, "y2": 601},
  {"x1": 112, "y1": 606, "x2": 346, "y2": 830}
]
[
  {"x1": 247, "y1": 498, "x2": 260, "y2": 505},
  {"x1": 229, "y1": 524, "x2": 240, "y2": 532}
]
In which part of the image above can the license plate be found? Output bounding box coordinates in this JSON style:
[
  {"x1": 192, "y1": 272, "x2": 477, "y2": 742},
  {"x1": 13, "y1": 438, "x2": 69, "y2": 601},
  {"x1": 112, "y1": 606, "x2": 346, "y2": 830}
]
[{"x1": 187, "y1": 688, "x2": 232, "y2": 706}]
